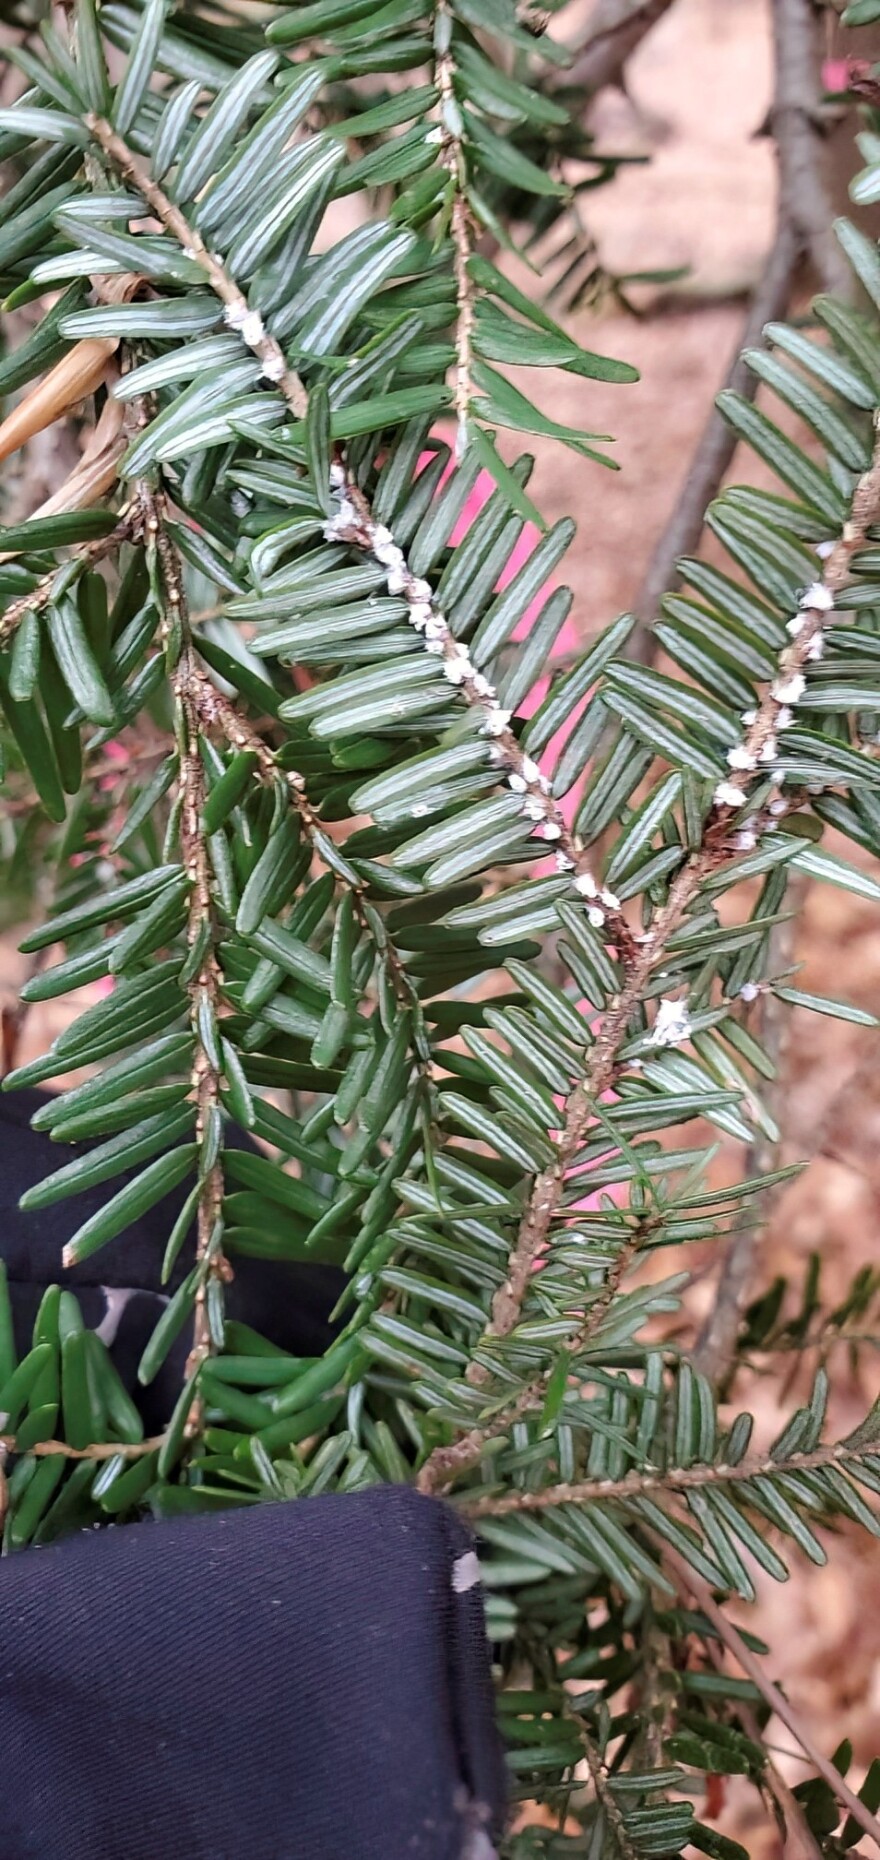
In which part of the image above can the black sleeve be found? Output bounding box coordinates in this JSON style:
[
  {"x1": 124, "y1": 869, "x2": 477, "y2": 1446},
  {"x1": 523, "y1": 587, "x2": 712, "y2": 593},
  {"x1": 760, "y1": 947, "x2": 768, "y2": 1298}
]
[
  {"x1": 0, "y1": 1090, "x2": 507, "y2": 1858},
  {"x1": 0, "y1": 1486, "x2": 506, "y2": 1860}
]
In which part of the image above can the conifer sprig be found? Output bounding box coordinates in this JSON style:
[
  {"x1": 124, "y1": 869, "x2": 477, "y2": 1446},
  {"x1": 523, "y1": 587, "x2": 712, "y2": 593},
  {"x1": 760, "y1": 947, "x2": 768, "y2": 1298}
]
[{"x1": 2, "y1": 1, "x2": 880, "y2": 1848}]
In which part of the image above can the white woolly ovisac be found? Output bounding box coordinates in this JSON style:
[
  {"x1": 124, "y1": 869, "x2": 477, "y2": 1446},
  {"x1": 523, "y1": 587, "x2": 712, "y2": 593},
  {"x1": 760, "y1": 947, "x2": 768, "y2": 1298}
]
[{"x1": 648, "y1": 996, "x2": 692, "y2": 1049}]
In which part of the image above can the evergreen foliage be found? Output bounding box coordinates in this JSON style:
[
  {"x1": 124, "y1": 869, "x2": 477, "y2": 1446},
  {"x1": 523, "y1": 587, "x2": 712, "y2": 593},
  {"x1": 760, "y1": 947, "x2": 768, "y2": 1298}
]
[{"x1": 1, "y1": 1, "x2": 880, "y2": 1850}]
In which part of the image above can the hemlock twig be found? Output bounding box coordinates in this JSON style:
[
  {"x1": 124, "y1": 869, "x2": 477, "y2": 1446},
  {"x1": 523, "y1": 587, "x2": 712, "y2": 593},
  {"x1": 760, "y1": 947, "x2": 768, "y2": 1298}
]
[
  {"x1": 418, "y1": 418, "x2": 880, "y2": 1473},
  {"x1": 88, "y1": 118, "x2": 430, "y2": 1052},
  {"x1": 88, "y1": 109, "x2": 636, "y2": 961},
  {"x1": 142, "y1": 492, "x2": 229, "y2": 1392},
  {"x1": 458, "y1": 1433, "x2": 880, "y2": 1517},
  {"x1": 84, "y1": 115, "x2": 308, "y2": 415},
  {"x1": 694, "y1": 1585, "x2": 825, "y2": 1859},
  {"x1": 0, "y1": 505, "x2": 139, "y2": 645},
  {"x1": 577, "y1": 1725, "x2": 640, "y2": 1860}
]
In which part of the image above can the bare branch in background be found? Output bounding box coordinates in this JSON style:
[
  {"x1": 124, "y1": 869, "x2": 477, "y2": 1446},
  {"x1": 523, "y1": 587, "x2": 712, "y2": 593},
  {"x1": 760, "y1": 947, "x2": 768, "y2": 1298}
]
[
  {"x1": 665, "y1": 1548, "x2": 880, "y2": 1853},
  {"x1": 772, "y1": 0, "x2": 853, "y2": 302},
  {"x1": 566, "y1": 0, "x2": 676, "y2": 94},
  {"x1": 632, "y1": 0, "x2": 848, "y2": 658},
  {"x1": 740, "y1": 1703, "x2": 824, "y2": 1860},
  {"x1": 632, "y1": 220, "x2": 800, "y2": 654}
]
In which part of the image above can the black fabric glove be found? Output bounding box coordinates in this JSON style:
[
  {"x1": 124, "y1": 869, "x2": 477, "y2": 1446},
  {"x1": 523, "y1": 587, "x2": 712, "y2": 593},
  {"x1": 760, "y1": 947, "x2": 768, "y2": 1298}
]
[
  {"x1": 1, "y1": 1487, "x2": 506, "y2": 1860},
  {"x1": 0, "y1": 1089, "x2": 507, "y2": 1858}
]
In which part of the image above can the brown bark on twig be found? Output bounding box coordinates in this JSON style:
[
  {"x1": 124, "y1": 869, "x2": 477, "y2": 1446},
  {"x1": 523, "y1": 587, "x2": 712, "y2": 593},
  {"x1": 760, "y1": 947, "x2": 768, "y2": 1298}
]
[
  {"x1": 458, "y1": 1424, "x2": 880, "y2": 1518},
  {"x1": 0, "y1": 1432, "x2": 164, "y2": 1460},
  {"x1": 0, "y1": 505, "x2": 139, "y2": 645},
  {"x1": 436, "y1": 0, "x2": 474, "y2": 460},
  {"x1": 137, "y1": 487, "x2": 229, "y2": 1407},
  {"x1": 578, "y1": 1726, "x2": 640, "y2": 1860}
]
